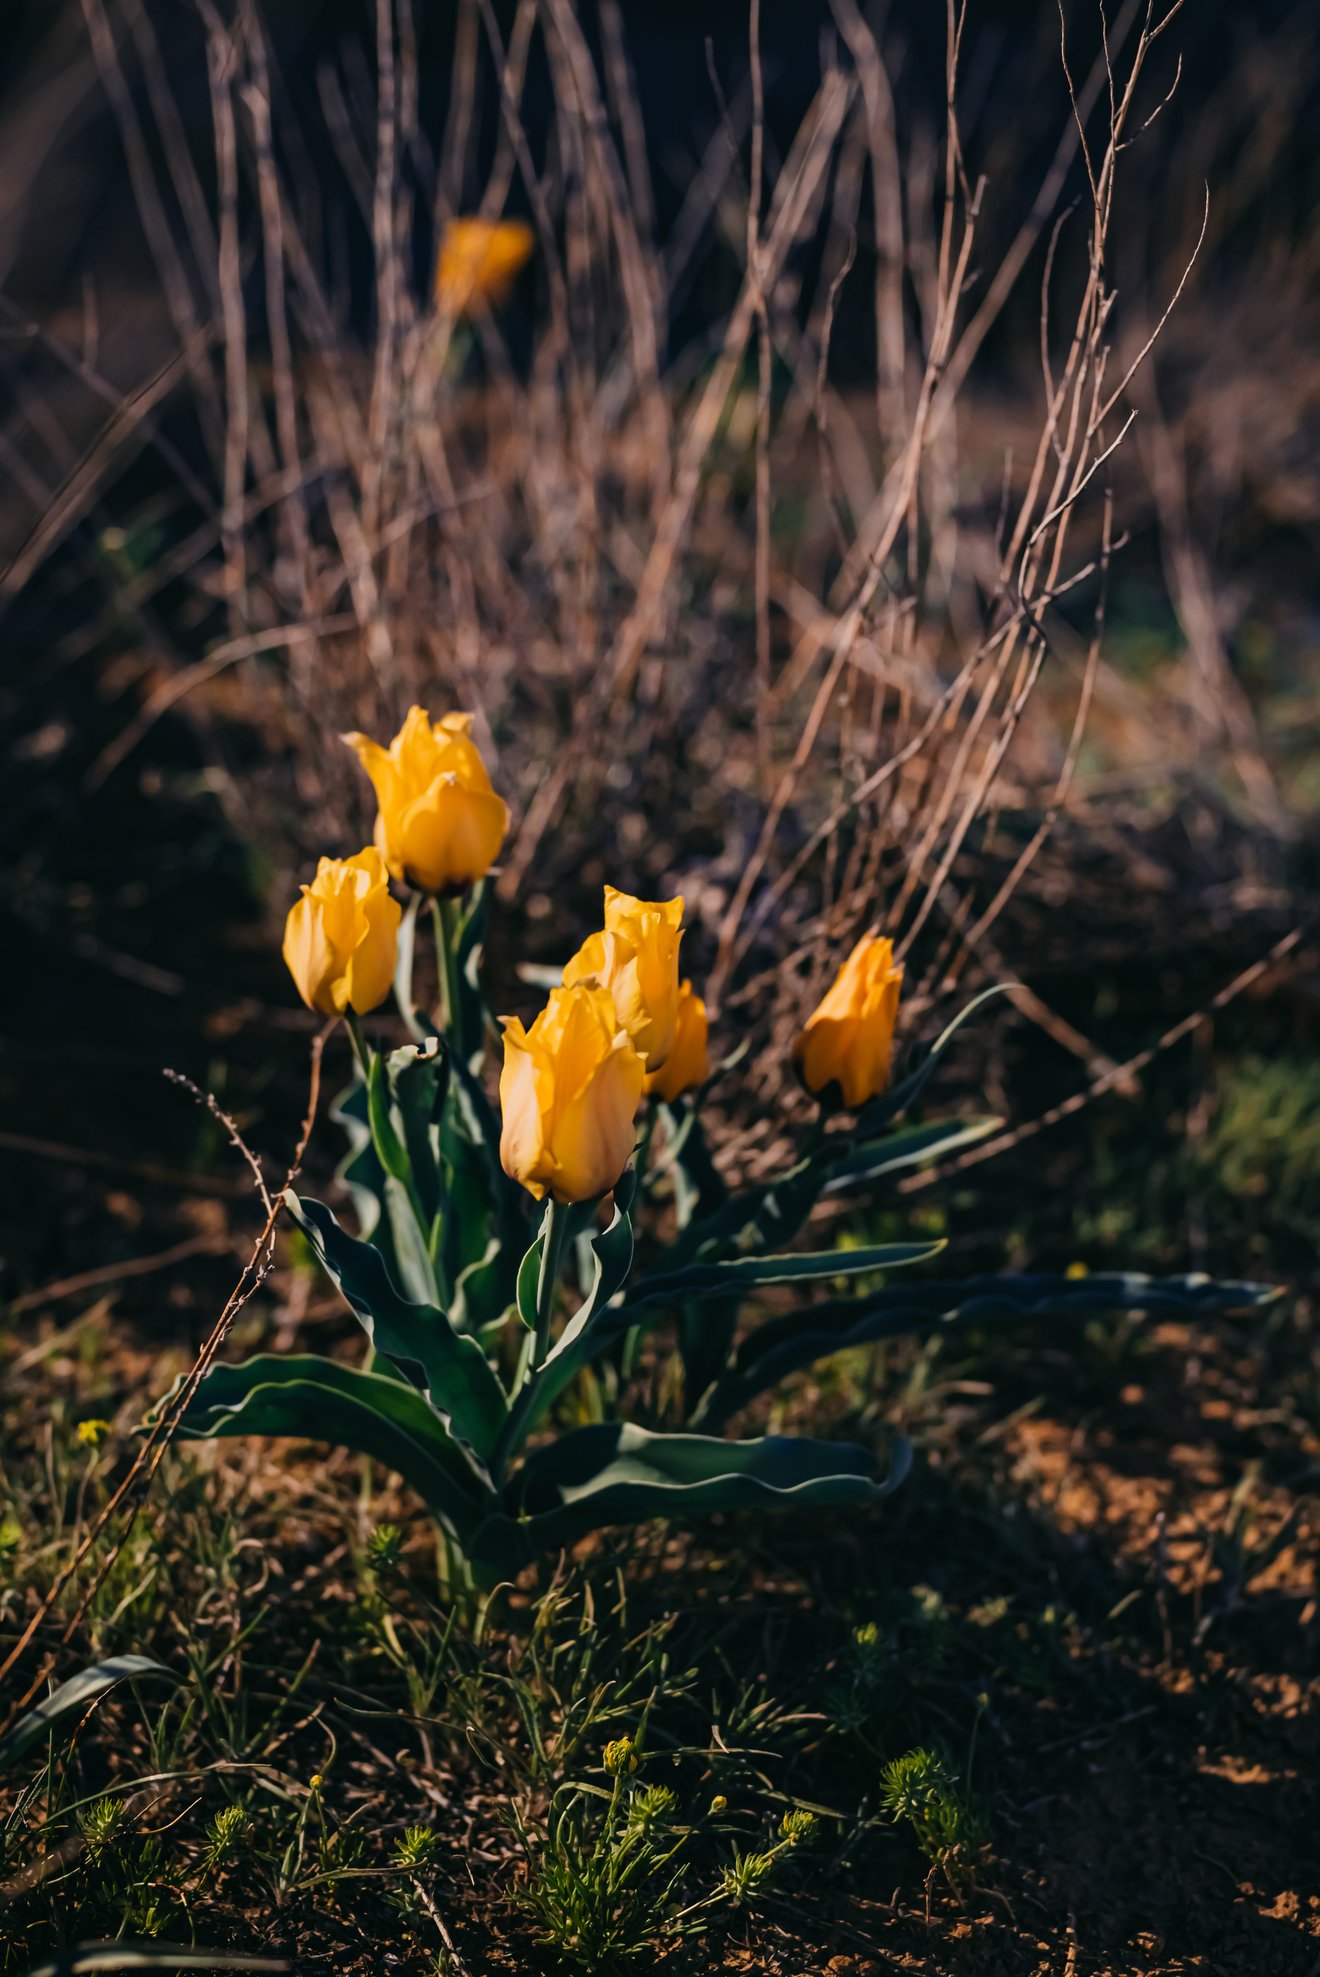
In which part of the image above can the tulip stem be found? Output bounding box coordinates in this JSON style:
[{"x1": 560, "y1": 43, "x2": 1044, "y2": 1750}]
[
  {"x1": 533, "y1": 1198, "x2": 571, "y2": 1367},
  {"x1": 344, "y1": 1008, "x2": 372, "y2": 1082},
  {"x1": 431, "y1": 895, "x2": 466, "y2": 1062}
]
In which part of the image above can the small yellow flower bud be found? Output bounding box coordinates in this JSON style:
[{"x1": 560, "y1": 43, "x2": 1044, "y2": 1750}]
[
  {"x1": 602, "y1": 1737, "x2": 638, "y2": 1777},
  {"x1": 76, "y1": 1419, "x2": 111, "y2": 1448},
  {"x1": 794, "y1": 934, "x2": 904, "y2": 1109},
  {"x1": 435, "y1": 218, "x2": 535, "y2": 315},
  {"x1": 709, "y1": 1794, "x2": 728, "y2": 1814}
]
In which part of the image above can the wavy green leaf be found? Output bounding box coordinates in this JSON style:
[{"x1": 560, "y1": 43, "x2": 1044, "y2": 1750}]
[
  {"x1": 331, "y1": 1072, "x2": 386, "y2": 1247},
  {"x1": 519, "y1": 1198, "x2": 635, "y2": 1433},
  {"x1": 659, "y1": 1102, "x2": 728, "y2": 1231},
  {"x1": 825, "y1": 1114, "x2": 1003, "y2": 1189},
  {"x1": 381, "y1": 1040, "x2": 447, "y2": 1217},
  {"x1": 171, "y1": 1355, "x2": 489, "y2": 1534},
  {"x1": 510, "y1": 1422, "x2": 911, "y2": 1548},
  {"x1": 627, "y1": 1237, "x2": 944, "y2": 1309},
  {"x1": 696, "y1": 1270, "x2": 1282, "y2": 1426},
  {"x1": 284, "y1": 1194, "x2": 507, "y2": 1458},
  {"x1": 514, "y1": 1204, "x2": 552, "y2": 1332}
]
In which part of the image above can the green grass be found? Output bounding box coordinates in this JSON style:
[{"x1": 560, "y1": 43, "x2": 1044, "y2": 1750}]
[{"x1": 3, "y1": 1229, "x2": 1315, "y2": 1974}]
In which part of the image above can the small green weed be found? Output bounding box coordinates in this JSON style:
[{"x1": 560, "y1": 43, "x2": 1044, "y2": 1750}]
[
  {"x1": 513, "y1": 1741, "x2": 693, "y2": 1968},
  {"x1": 880, "y1": 1745, "x2": 986, "y2": 1877}
]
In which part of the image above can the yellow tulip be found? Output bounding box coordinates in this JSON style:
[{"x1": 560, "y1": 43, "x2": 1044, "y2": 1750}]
[
  {"x1": 499, "y1": 983, "x2": 644, "y2": 1204},
  {"x1": 282, "y1": 847, "x2": 401, "y2": 1017},
  {"x1": 435, "y1": 217, "x2": 535, "y2": 315},
  {"x1": 344, "y1": 706, "x2": 509, "y2": 895},
  {"x1": 644, "y1": 980, "x2": 709, "y2": 1102},
  {"x1": 562, "y1": 887, "x2": 685, "y2": 1070},
  {"x1": 794, "y1": 934, "x2": 904, "y2": 1109}
]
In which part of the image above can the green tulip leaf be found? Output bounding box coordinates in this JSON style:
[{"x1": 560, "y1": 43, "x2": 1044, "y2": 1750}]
[
  {"x1": 522, "y1": 1200, "x2": 635, "y2": 1429},
  {"x1": 695, "y1": 1270, "x2": 1282, "y2": 1427},
  {"x1": 393, "y1": 888, "x2": 425, "y2": 1041},
  {"x1": 449, "y1": 1234, "x2": 515, "y2": 1336},
  {"x1": 285, "y1": 1193, "x2": 507, "y2": 1459},
  {"x1": 660, "y1": 1103, "x2": 728, "y2": 1231},
  {"x1": 334, "y1": 1040, "x2": 449, "y2": 1300},
  {"x1": 665, "y1": 1152, "x2": 824, "y2": 1271},
  {"x1": 510, "y1": 1421, "x2": 911, "y2": 1548},
  {"x1": 452, "y1": 880, "x2": 492, "y2": 1069},
  {"x1": 515, "y1": 1205, "x2": 553, "y2": 1332},
  {"x1": 626, "y1": 1237, "x2": 944, "y2": 1310},
  {"x1": 439, "y1": 1128, "x2": 512, "y2": 1327},
  {"x1": 331, "y1": 1072, "x2": 386, "y2": 1246},
  {"x1": 444, "y1": 1047, "x2": 532, "y2": 1260},
  {"x1": 825, "y1": 1114, "x2": 1003, "y2": 1189},
  {"x1": 0, "y1": 1656, "x2": 175, "y2": 1774},
  {"x1": 382, "y1": 1039, "x2": 447, "y2": 1215},
  {"x1": 170, "y1": 1354, "x2": 488, "y2": 1536},
  {"x1": 366, "y1": 1051, "x2": 413, "y2": 1185}
]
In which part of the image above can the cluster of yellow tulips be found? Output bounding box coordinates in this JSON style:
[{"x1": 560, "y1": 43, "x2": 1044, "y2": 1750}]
[
  {"x1": 282, "y1": 704, "x2": 905, "y2": 1207},
  {"x1": 170, "y1": 222, "x2": 1281, "y2": 1580},
  {"x1": 182, "y1": 703, "x2": 1274, "y2": 1577}
]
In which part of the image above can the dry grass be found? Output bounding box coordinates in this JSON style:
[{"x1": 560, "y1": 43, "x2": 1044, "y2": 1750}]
[
  {"x1": 1, "y1": 7, "x2": 1313, "y2": 1098},
  {"x1": 6, "y1": 1, "x2": 1308, "y2": 1004}
]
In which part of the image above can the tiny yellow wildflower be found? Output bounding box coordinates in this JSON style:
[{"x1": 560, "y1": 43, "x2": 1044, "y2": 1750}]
[{"x1": 602, "y1": 1737, "x2": 638, "y2": 1777}]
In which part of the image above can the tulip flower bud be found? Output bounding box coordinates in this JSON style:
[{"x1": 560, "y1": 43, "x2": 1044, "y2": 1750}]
[
  {"x1": 644, "y1": 979, "x2": 709, "y2": 1102},
  {"x1": 282, "y1": 847, "x2": 401, "y2": 1018},
  {"x1": 794, "y1": 934, "x2": 904, "y2": 1109},
  {"x1": 345, "y1": 707, "x2": 508, "y2": 895},
  {"x1": 499, "y1": 982, "x2": 644, "y2": 1204},
  {"x1": 563, "y1": 886, "x2": 684, "y2": 1070},
  {"x1": 435, "y1": 217, "x2": 535, "y2": 315}
]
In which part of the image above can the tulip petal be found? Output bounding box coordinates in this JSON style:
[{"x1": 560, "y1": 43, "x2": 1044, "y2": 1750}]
[
  {"x1": 283, "y1": 891, "x2": 337, "y2": 1015},
  {"x1": 345, "y1": 873, "x2": 403, "y2": 1016},
  {"x1": 499, "y1": 1022, "x2": 553, "y2": 1200},
  {"x1": 551, "y1": 1036, "x2": 644, "y2": 1203},
  {"x1": 645, "y1": 980, "x2": 709, "y2": 1101}
]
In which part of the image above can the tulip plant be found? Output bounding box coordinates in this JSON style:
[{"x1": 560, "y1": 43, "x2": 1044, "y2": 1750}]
[{"x1": 166, "y1": 707, "x2": 1274, "y2": 1581}]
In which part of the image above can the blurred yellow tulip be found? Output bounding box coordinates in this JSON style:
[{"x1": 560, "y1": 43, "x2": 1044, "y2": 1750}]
[
  {"x1": 345, "y1": 706, "x2": 508, "y2": 895},
  {"x1": 644, "y1": 979, "x2": 709, "y2": 1102},
  {"x1": 499, "y1": 982, "x2": 644, "y2": 1203},
  {"x1": 794, "y1": 934, "x2": 904, "y2": 1109},
  {"x1": 563, "y1": 886, "x2": 684, "y2": 1069},
  {"x1": 282, "y1": 847, "x2": 401, "y2": 1018},
  {"x1": 435, "y1": 217, "x2": 535, "y2": 315}
]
